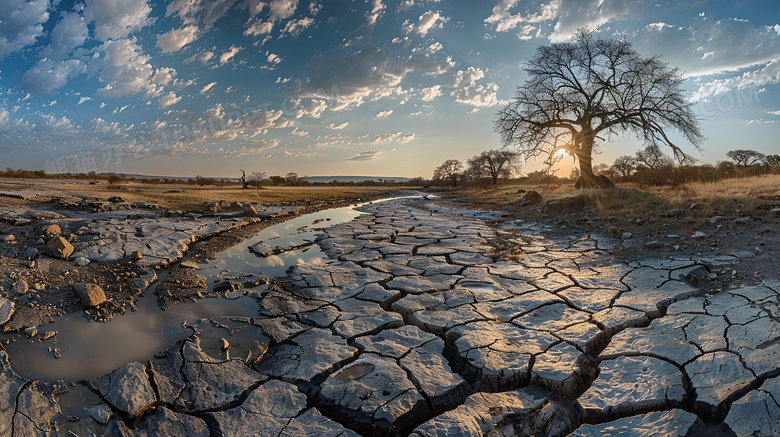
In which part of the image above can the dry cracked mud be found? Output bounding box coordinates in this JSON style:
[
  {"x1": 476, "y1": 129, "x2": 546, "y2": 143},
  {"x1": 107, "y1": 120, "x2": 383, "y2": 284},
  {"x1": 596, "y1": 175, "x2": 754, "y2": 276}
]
[{"x1": 0, "y1": 193, "x2": 778, "y2": 436}]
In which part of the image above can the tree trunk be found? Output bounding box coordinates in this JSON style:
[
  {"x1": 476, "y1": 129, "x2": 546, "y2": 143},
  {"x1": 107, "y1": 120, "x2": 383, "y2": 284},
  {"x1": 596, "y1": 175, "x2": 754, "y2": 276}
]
[{"x1": 574, "y1": 135, "x2": 614, "y2": 189}]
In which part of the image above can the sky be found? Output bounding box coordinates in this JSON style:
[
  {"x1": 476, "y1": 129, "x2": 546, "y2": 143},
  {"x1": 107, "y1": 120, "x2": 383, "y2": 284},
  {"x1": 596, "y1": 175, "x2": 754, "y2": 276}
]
[{"x1": 0, "y1": 0, "x2": 778, "y2": 179}]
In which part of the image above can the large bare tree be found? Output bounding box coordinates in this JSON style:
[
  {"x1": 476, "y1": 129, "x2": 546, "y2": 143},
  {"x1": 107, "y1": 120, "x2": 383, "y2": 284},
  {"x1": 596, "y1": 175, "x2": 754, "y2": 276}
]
[
  {"x1": 433, "y1": 159, "x2": 463, "y2": 187},
  {"x1": 496, "y1": 29, "x2": 703, "y2": 188}
]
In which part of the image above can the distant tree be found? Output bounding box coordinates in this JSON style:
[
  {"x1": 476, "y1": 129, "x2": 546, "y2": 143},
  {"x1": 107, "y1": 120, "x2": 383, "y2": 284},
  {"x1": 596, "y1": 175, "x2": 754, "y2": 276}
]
[
  {"x1": 495, "y1": 29, "x2": 702, "y2": 189},
  {"x1": 610, "y1": 155, "x2": 636, "y2": 178},
  {"x1": 285, "y1": 172, "x2": 298, "y2": 181},
  {"x1": 569, "y1": 167, "x2": 580, "y2": 179},
  {"x1": 634, "y1": 145, "x2": 674, "y2": 170},
  {"x1": 107, "y1": 175, "x2": 123, "y2": 186},
  {"x1": 270, "y1": 175, "x2": 285, "y2": 184},
  {"x1": 727, "y1": 149, "x2": 766, "y2": 167},
  {"x1": 674, "y1": 153, "x2": 698, "y2": 167},
  {"x1": 466, "y1": 150, "x2": 521, "y2": 185},
  {"x1": 593, "y1": 163, "x2": 610, "y2": 175},
  {"x1": 766, "y1": 154, "x2": 780, "y2": 166},
  {"x1": 433, "y1": 159, "x2": 463, "y2": 187}
]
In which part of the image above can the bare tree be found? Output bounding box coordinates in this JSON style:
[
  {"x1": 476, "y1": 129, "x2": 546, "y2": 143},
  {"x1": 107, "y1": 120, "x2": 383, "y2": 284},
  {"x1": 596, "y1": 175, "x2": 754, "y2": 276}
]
[
  {"x1": 610, "y1": 155, "x2": 636, "y2": 178},
  {"x1": 495, "y1": 28, "x2": 703, "y2": 188},
  {"x1": 767, "y1": 154, "x2": 780, "y2": 167},
  {"x1": 727, "y1": 149, "x2": 766, "y2": 167},
  {"x1": 466, "y1": 150, "x2": 521, "y2": 185},
  {"x1": 634, "y1": 144, "x2": 674, "y2": 170},
  {"x1": 432, "y1": 159, "x2": 463, "y2": 187}
]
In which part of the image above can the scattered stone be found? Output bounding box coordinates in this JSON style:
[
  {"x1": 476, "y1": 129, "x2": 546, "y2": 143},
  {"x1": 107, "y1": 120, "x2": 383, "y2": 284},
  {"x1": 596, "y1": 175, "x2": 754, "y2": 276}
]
[
  {"x1": 0, "y1": 298, "x2": 15, "y2": 325},
  {"x1": 53, "y1": 348, "x2": 62, "y2": 359},
  {"x1": 13, "y1": 219, "x2": 31, "y2": 226},
  {"x1": 13, "y1": 279, "x2": 29, "y2": 295},
  {"x1": 3, "y1": 235, "x2": 15, "y2": 244},
  {"x1": 73, "y1": 283, "x2": 107, "y2": 307},
  {"x1": 87, "y1": 404, "x2": 113, "y2": 424},
  {"x1": 734, "y1": 217, "x2": 753, "y2": 225},
  {"x1": 44, "y1": 236, "x2": 74, "y2": 259},
  {"x1": 108, "y1": 196, "x2": 126, "y2": 203},
  {"x1": 661, "y1": 209, "x2": 684, "y2": 218},
  {"x1": 74, "y1": 257, "x2": 90, "y2": 266},
  {"x1": 25, "y1": 247, "x2": 38, "y2": 259},
  {"x1": 689, "y1": 202, "x2": 700, "y2": 209},
  {"x1": 180, "y1": 260, "x2": 200, "y2": 269},
  {"x1": 692, "y1": 231, "x2": 706, "y2": 239},
  {"x1": 645, "y1": 241, "x2": 665, "y2": 249},
  {"x1": 43, "y1": 224, "x2": 61, "y2": 236},
  {"x1": 519, "y1": 191, "x2": 543, "y2": 207},
  {"x1": 42, "y1": 331, "x2": 57, "y2": 340},
  {"x1": 607, "y1": 226, "x2": 621, "y2": 237},
  {"x1": 709, "y1": 216, "x2": 724, "y2": 224},
  {"x1": 621, "y1": 232, "x2": 633, "y2": 239},
  {"x1": 132, "y1": 250, "x2": 143, "y2": 260},
  {"x1": 24, "y1": 327, "x2": 37, "y2": 338},
  {"x1": 88, "y1": 362, "x2": 156, "y2": 417}
]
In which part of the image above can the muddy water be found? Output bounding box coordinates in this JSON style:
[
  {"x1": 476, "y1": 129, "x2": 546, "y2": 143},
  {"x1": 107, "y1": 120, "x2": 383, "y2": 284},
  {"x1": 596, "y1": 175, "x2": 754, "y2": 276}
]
[{"x1": 3, "y1": 196, "x2": 422, "y2": 384}]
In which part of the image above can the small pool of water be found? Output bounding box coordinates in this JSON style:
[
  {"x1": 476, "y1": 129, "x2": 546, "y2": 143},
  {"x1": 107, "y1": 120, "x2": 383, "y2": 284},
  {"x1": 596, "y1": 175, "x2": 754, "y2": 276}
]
[{"x1": 3, "y1": 194, "x2": 423, "y2": 384}]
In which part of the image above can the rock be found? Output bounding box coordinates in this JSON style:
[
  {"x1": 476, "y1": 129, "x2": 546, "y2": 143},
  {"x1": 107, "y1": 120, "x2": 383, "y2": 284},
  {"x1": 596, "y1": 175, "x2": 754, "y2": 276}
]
[
  {"x1": 25, "y1": 247, "x2": 38, "y2": 259},
  {"x1": 518, "y1": 191, "x2": 543, "y2": 207},
  {"x1": 44, "y1": 236, "x2": 74, "y2": 259},
  {"x1": 689, "y1": 202, "x2": 700, "y2": 209},
  {"x1": 709, "y1": 216, "x2": 724, "y2": 224},
  {"x1": 661, "y1": 209, "x2": 684, "y2": 218},
  {"x1": 53, "y1": 348, "x2": 61, "y2": 359},
  {"x1": 180, "y1": 260, "x2": 200, "y2": 269},
  {"x1": 88, "y1": 362, "x2": 156, "y2": 416},
  {"x1": 570, "y1": 409, "x2": 699, "y2": 436},
  {"x1": 621, "y1": 232, "x2": 633, "y2": 239},
  {"x1": 692, "y1": 231, "x2": 706, "y2": 239},
  {"x1": 13, "y1": 218, "x2": 31, "y2": 226},
  {"x1": 73, "y1": 283, "x2": 107, "y2": 307},
  {"x1": 36, "y1": 238, "x2": 44, "y2": 245},
  {"x1": 86, "y1": 404, "x2": 113, "y2": 424},
  {"x1": 41, "y1": 331, "x2": 56, "y2": 340},
  {"x1": 108, "y1": 196, "x2": 126, "y2": 203},
  {"x1": 543, "y1": 196, "x2": 586, "y2": 213},
  {"x1": 607, "y1": 226, "x2": 621, "y2": 237},
  {"x1": 772, "y1": 208, "x2": 780, "y2": 216},
  {"x1": 206, "y1": 380, "x2": 358, "y2": 437},
  {"x1": 243, "y1": 204, "x2": 259, "y2": 217},
  {"x1": 316, "y1": 353, "x2": 431, "y2": 435},
  {"x1": 734, "y1": 216, "x2": 753, "y2": 225},
  {"x1": 0, "y1": 298, "x2": 15, "y2": 325},
  {"x1": 110, "y1": 406, "x2": 209, "y2": 437},
  {"x1": 645, "y1": 241, "x2": 665, "y2": 249},
  {"x1": 132, "y1": 250, "x2": 143, "y2": 260},
  {"x1": 3, "y1": 235, "x2": 15, "y2": 244},
  {"x1": 23, "y1": 327, "x2": 37, "y2": 338},
  {"x1": 74, "y1": 257, "x2": 90, "y2": 266},
  {"x1": 13, "y1": 279, "x2": 29, "y2": 296},
  {"x1": 43, "y1": 224, "x2": 61, "y2": 236},
  {"x1": 11, "y1": 380, "x2": 61, "y2": 436},
  {"x1": 220, "y1": 338, "x2": 229, "y2": 350}
]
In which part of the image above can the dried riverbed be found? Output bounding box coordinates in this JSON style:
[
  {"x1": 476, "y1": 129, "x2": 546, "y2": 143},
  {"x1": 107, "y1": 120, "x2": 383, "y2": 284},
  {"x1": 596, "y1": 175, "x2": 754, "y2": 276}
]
[{"x1": 0, "y1": 191, "x2": 778, "y2": 436}]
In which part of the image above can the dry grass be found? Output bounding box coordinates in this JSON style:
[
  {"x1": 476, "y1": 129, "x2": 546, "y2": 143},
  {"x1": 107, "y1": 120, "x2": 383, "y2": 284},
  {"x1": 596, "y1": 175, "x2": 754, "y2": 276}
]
[
  {"x1": 52, "y1": 182, "x2": 405, "y2": 210},
  {"x1": 437, "y1": 174, "x2": 780, "y2": 228}
]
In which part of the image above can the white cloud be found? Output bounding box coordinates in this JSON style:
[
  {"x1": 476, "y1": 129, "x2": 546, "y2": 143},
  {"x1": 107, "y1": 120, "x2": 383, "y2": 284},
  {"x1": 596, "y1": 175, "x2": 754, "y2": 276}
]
[
  {"x1": 367, "y1": 0, "x2": 385, "y2": 25},
  {"x1": 693, "y1": 61, "x2": 780, "y2": 101},
  {"x1": 446, "y1": 67, "x2": 501, "y2": 108},
  {"x1": 84, "y1": 0, "x2": 153, "y2": 41},
  {"x1": 420, "y1": 84, "x2": 442, "y2": 101},
  {"x1": 485, "y1": 0, "x2": 641, "y2": 42},
  {"x1": 769, "y1": 110, "x2": 780, "y2": 116},
  {"x1": 346, "y1": 150, "x2": 382, "y2": 161},
  {"x1": 22, "y1": 58, "x2": 86, "y2": 94},
  {"x1": 152, "y1": 67, "x2": 176, "y2": 86},
  {"x1": 0, "y1": 0, "x2": 49, "y2": 59},
  {"x1": 184, "y1": 50, "x2": 214, "y2": 65},
  {"x1": 46, "y1": 11, "x2": 89, "y2": 56},
  {"x1": 166, "y1": 0, "x2": 240, "y2": 27},
  {"x1": 200, "y1": 81, "x2": 217, "y2": 94},
  {"x1": 158, "y1": 91, "x2": 182, "y2": 109},
  {"x1": 286, "y1": 98, "x2": 328, "y2": 118},
  {"x1": 403, "y1": 10, "x2": 447, "y2": 36},
  {"x1": 281, "y1": 16, "x2": 314, "y2": 37},
  {"x1": 290, "y1": 127, "x2": 309, "y2": 136},
  {"x1": 375, "y1": 110, "x2": 393, "y2": 119},
  {"x1": 373, "y1": 132, "x2": 415, "y2": 143},
  {"x1": 93, "y1": 38, "x2": 154, "y2": 98},
  {"x1": 245, "y1": 20, "x2": 274, "y2": 36},
  {"x1": 266, "y1": 52, "x2": 282, "y2": 66},
  {"x1": 219, "y1": 45, "x2": 242, "y2": 65},
  {"x1": 157, "y1": 26, "x2": 200, "y2": 52},
  {"x1": 327, "y1": 121, "x2": 349, "y2": 130},
  {"x1": 270, "y1": 0, "x2": 299, "y2": 21},
  {"x1": 77, "y1": 96, "x2": 92, "y2": 105}
]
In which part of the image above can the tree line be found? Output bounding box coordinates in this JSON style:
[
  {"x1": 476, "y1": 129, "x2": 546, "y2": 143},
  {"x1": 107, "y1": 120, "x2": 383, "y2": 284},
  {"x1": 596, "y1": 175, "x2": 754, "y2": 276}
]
[{"x1": 432, "y1": 149, "x2": 521, "y2": 187}]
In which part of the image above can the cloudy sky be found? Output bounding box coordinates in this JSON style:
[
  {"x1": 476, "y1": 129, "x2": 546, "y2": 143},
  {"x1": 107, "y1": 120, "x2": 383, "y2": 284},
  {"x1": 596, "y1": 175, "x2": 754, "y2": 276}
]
[{"x1": 0, "y1": 0, "x2": 778, "y2": 178}]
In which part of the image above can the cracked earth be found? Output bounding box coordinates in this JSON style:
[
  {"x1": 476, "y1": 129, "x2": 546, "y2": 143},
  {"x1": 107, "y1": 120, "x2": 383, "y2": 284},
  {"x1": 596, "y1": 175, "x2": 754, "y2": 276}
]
[{"x1": 1, "y1": 194, "x2": 779, "y2": 436}]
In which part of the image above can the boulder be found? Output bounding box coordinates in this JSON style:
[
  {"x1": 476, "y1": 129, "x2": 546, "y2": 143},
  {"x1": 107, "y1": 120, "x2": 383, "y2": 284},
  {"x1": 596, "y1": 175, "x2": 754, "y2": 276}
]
[
  {"x1": 25, "y1": 247, "x2": 38, "y2": 259},
  {"x1": 0, "y1": 298, "x2": 15, "y2": 325},
  {"x1": 44, "y1": 236, "x2": 74, "y2": 259},
  {"x1": 73, "y1": 283, "x2": 107, "y2": 307},
  {"x1": 88, "y1": 362, "x2": 156, "y2": 417},
  {"x1": 519, "y1": 191, "x2": 543, "y2": 207},
  {"x1": 542, "y1": 196, "x2": 586, "y2": 213},
  {"x1": 43, "y1": 224, "x2": 61, "y2": 236},
  {"x1": 74, "y1": 257, "x2": 90, "y2": 266}
]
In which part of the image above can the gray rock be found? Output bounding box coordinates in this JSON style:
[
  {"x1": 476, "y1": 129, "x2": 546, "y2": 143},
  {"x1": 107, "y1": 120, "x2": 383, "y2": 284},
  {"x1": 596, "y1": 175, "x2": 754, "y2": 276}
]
[
  {"x1": 411, "y1": 388, "x2": 548, "y2": 437},
  {"x1": 88, "y1": 362, "x2": 156, "y2": 416},
  {"x1": 12, "y1": 380, "x2": 61, "y2": 436},
  {"x1": 12, "y1": 279, "x2": 28, "y2": 296},
  {"x1": 662, "y1": 209, "x2": 684, "y2": 218},
  {"x1": 621, "y1": 232, "x2": 634, "y2": 239},
  {"x1": 25, "y1": 247, "x2": 38, "y2": 259},
  {"x1": 206, "y1": 380, "x2": 357, "y2": 436},
  {"x1": 255, "y1": 329, "x2": 357, "y2": 384},
  {"x1": 74, "y1": 256, "x2": 90, "y2": 266},
  {"x1": 316, "y1": 353, "x2": 431, "y2": 435},
  {"x1": 0, "y1": 298, "x2": 15, "y2": 325},
  {"x1": 578, "y1": 356, "x2": 686, "y2": 420},
  {"x1": 110, "y1": 406, "x2": 209, "y2": 437},
  {"x1": 734, "y1": 217, "x2": 753, "y2": 224},
  {"x1": 73, "y1": 283, "x2": 107, "y2": 307},
  {"x1": 570, "y1": 409, "x2": 698, "y2": 436},
  {"x1": 44, "y1": 236, "x2": 74, "y2": 259},
  {"x1": 87, "y1": 403, "x2": 112, "y2": 424}
]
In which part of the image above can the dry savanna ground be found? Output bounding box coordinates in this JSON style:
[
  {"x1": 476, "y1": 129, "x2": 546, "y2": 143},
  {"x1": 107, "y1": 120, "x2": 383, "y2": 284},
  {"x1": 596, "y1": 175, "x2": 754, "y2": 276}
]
[
  {"x1": 49, "y1": 181, "x2": 408, "y2": 210},
  {"x1": 437, "y1": 174, "x2": 780, "y2": 229}
]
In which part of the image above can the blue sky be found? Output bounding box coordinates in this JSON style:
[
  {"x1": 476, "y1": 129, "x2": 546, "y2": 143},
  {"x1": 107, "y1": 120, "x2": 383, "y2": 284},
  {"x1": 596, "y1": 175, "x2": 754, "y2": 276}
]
[{"x1": 0, "y1": 0, "x2": 778, "y2": 178}]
